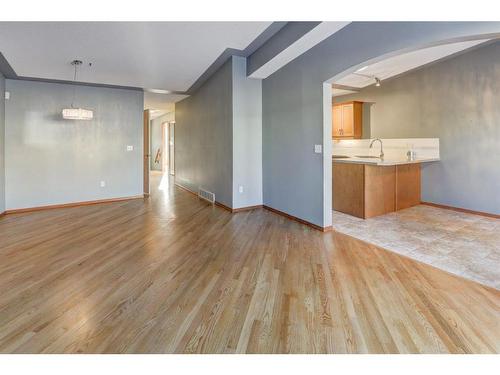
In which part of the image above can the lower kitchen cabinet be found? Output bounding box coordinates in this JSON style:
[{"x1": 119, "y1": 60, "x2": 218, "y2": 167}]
[{"x1": 333, "y1": 162, "x2": 421, "y2": 219}]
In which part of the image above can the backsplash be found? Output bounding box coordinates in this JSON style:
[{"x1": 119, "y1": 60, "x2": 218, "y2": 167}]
[{"x1": 332, "y1": 138, "x2": 440, "y2": 160}]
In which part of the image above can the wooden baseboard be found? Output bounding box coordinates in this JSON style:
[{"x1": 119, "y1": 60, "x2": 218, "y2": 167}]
[
  {"x1": 175, "y1": 183, "x2": 262, "y2": 214},
  {"x1": 174, "y1": 184, "x2": 330, "y2": 230},
  {"x1": 420, "y1": 201, "x2": 500, "y2": 219},
  {"x1": 5, "y1": 195, "x2": 144, "y2": 214},
  {"x1": 263, "y1": 205, "x2": 332, "y2": 232},
  {"x1": 175, "y1": 183, "x2": 229, "y2": 211},
  {"x1": 214, "y1": 201, "x2": 232, "y2": 212},
  {"x1": 174, "y1": 182, "x2": 198, "y2": 197},
  {"x1": 232, "y1": 205, "x2": 263, "y2": 213}
]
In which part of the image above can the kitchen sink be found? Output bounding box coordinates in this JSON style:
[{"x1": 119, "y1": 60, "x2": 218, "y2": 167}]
[
  {"x1": 355, "y1": 155, "x2": 380, "y2": 159},
  {"x1": 333, "y1": 155, "x2": 350, "y2": 159}
]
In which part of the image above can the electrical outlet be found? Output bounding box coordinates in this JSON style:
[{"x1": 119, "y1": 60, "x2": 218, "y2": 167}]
[
  {"x1": 238, "y1": 186, "x2": 244, "y2": 193},
  {"x1": 314, "y1": 144, "x2": 322, "y2": 154},
  {"x1": 127, "y1": 145, "x2": 134, "y2": 151},
  {"x1": 100, "y1": 181, "x2": 106, "y2": 188}
]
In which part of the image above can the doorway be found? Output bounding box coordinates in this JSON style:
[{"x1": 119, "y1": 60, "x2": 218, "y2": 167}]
[
  {"x1": 143, "y1": 109, "x2": 150, "y2": 197},
  {"x1": 162, "y1": 121, "x2": 175, "y2": 175},
  {"x1": 168, "y1": 122, "x2": 175, "y2": 175}
]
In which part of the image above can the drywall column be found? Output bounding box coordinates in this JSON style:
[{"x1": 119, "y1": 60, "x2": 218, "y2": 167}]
[
  {"x1": 175, "y1": 59, "x2": 233, "y2": 208},
  {"x1": 232, "y1": 56, "x2": 263, "y2": 209}
]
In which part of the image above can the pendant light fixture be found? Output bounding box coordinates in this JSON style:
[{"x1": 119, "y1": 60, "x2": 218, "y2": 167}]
[{"x1": 62, "y1": 60, "x2": 94, "y2": 120}]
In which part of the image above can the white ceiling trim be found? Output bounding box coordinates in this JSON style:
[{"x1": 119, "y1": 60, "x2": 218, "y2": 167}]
[
  {"x1": 248, "y1": 22, "x2": 350, "y2": 79},
  {"x1": 332, "y1": 88, "x2": 358, "y2": 97},
  {"x1": 333, "y1": 39, "x2": 491, "y2": 92}
]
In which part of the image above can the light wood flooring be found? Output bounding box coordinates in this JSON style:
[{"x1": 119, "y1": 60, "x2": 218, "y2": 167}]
[{"x1": 0, "y1": 174, "x2": 498, "y2": 353}]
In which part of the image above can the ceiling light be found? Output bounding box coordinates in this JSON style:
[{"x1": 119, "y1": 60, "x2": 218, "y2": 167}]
[
  {"x1": 146, "y1": 89, "x2": 172, "y2": 94},
  {"x1": 357, "y1": 65, "x2": 369, "y2": 72},
  {"x1": 62, "y1": 60, "x2": 94, "y2": 121},
  {"x1": 375, "y1": 77, "x2": 381, "y2": 87},
  {"x1": 62, "y1": 108, "x2": 94, "y2": 120}
]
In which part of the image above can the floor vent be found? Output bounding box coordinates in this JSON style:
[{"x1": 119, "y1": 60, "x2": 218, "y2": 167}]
[{"x1": 198, "y1": 188, "x2": 215, "y2": 204}]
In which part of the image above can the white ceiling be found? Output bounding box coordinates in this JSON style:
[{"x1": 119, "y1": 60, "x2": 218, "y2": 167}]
[
  {"x1": 0, "y1": 22, "x2": 271, "y2": 91},
  {"x1": 333, "y1": 39, "x2": 491, "y2": 93},
  {"x1": 144, "y1": 91, "x2": 187, "y2": 111}
]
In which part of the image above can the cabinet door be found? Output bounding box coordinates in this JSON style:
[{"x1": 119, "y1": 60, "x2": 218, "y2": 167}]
[
  {"x1": 332, "y1": 105, "x2": 342, "y2": 137},
  {"x1": 341, "y1": 104, "x2": 354, "y2": 136}
]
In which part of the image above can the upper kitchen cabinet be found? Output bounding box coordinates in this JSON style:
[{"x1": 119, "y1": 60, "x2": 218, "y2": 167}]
[{"x1": 332, "y1": 101, "x2": 363, "y2": 139}]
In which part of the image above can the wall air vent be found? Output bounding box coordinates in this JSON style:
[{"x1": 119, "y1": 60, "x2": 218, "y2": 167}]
[{"x1": 198, "y1": 188, "x2": 215, "y2": 204}]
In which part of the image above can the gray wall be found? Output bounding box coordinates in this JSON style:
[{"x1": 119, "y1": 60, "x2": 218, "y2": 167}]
[
  {"x1": 0, "y1": 72, "x2": 4, "y2": 213},
  {"x1": 262, "y1": 22, "x2": 500, "y2": 227},
  {"x1": 175, "y1": 58, "x2": 233, "y2": 207},
  {"x1": 175, "y1": 56, "x2": 263, "y2": 209},
  {"x1": 334, "y1": 41, "x2": 500, "y2": 214},
  {"x1": 232, "y1": 56, "x2": 263, "y2": 208},
  {"x1": 5, "y1": 79, "x2": 143, "y2": 210}
]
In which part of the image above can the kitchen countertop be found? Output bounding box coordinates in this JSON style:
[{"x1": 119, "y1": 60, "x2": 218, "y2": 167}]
[{"x1": 332, "y1": 156, "x2": 440, "y2": 166}]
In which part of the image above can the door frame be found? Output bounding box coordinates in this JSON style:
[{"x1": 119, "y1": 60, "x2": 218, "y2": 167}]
[
  {"x1": 161, "y1": 122, "x2": 168, "y2": 173},
  {"x1": 143, "y1": 109, "x2": 150, "y2": 197},
  {"x1": 168, "y1": 122, "x2": 175, "y2": 176}
]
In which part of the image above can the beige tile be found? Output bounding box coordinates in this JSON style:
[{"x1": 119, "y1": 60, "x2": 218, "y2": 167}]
[{"x1": 332, "y1": 206, "x2": 500, "y2": 290}]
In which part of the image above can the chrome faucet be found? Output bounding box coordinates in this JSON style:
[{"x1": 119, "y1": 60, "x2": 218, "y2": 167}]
[{"x1": 369, "y1": 138, "x2": 384, "y2": 158}]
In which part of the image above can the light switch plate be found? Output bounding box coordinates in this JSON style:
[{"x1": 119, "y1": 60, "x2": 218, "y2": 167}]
[
  {"x1": 127, "y1": 145, "x2": 134, "y2": 151},
  {"x1": 314, "y1": 144, "x2": 322, "y2": 154},
  {"x1": 5, "y1": 91, "x2": 10, "y2": 100},
  {"x1": 100, "y1": 181, "x2": 106, "y2": 187}
]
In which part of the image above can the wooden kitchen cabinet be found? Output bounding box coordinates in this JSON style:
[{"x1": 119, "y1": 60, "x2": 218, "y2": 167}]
[
  {"x1": 332, "y1": 101, "x2": 363, "y2": 139},
  {"x1": 333, "y1": 161, "x2": 422, "y2": 219}
]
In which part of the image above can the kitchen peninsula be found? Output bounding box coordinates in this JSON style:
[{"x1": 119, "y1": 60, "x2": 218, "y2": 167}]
[{"x1": 332, "y1": 138, "x2": 440, "y2": 219}]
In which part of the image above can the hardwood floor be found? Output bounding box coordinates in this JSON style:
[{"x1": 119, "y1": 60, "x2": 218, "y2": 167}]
[{"x1": 0, "y1": 174, "x2": 498, "y2": 353}]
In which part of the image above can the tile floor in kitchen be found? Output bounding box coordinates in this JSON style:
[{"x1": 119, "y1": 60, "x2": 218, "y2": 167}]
[{"x1": 332, "y1": 205, "x2": 500, "y2": 289}]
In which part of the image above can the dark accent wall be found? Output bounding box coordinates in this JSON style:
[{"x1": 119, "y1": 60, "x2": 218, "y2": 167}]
[
  {"x1": 175, "y1": 56, "x2": 263, "y2": 209},
  {"x1": 175, "y1": 59, "x2": 234, "y2": 207}
]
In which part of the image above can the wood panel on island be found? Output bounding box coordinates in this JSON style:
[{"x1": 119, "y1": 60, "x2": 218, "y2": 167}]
[{"x1": 333, "y1": 163, "x2": 422, "y2": 219}]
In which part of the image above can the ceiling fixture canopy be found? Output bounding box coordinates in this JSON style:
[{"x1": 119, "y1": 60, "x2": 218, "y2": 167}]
[
  {"x1": 352, "y1": 72, "x2": 382, "y2": 87},
  {"x1": 62, "y1": 59, "x2": 94, "y2": 120}
]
